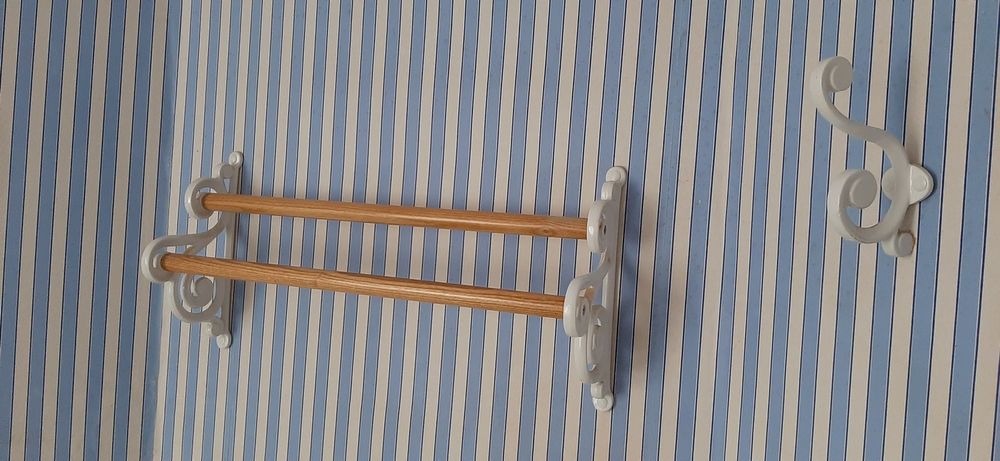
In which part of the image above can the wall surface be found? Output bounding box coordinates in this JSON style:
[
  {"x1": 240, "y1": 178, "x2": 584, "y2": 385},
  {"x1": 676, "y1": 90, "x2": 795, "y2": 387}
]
[{"x1": 2, "y1": 0, "x2": 999, "y2": 459}]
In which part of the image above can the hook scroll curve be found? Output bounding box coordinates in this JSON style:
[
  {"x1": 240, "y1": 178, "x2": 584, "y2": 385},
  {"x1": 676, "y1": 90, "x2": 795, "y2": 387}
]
[{"x1": 808, "y1": 56, "x2": 933, "y2": 256}]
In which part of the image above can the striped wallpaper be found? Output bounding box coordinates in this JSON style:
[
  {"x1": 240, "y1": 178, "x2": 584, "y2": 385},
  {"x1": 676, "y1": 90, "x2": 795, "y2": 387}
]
[{"x1": 2, "y1": 0, "x2": 998, "y2": 459}]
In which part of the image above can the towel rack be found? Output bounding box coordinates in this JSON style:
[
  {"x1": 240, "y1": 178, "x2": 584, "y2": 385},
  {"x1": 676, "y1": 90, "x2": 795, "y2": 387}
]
[{"x1": 141, "y1": 152, "x2": 627, "y2": 411}]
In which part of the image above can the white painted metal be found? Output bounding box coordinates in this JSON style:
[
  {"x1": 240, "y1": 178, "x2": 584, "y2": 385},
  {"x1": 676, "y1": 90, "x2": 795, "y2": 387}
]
[
  {"x1": 563, "y1": 166, "x2": 627, "y2": 411},
  {"x1": 140, "y1": 151, "x2": 243, "y2": 348},
  {"x1": 809, "y1": 56, "x2": 934, "y2": 257},
  {"x1": 140, "y1": 156, "x2": 626, "y2": 411}
]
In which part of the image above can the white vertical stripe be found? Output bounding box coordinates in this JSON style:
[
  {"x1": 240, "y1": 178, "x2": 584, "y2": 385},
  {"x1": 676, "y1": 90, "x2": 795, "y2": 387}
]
[
  {"x1": 845, "y1": 2, "x2": 893, "y2": 458},
  {"x1": 293, "y1": 1, "x2": 343, "y2": 458},
  {"x1": 560, "y1": 0, "x2": 611, "y2": 455},
  {"x1": 323, "y1": 78, "x2": 360, "y2": 449},
  {"x1": 925, "y1": 1, "x2": 976, "y2": 457},
  {"x1": 811, "y1": 1, "x2": 857, "y2": 456},
  {"x1": 369, "y1": 3, "x2": 413, "y2": 459},
  {"x1": 724, "y1": 0, "x2": 766, "y2": 455},
  {"x1": 660, "y1": 0, "x2": 709, "y2": 457},
  {"x1": 527, "y1": 0, "x2": 579, "y2": 454},
  {"x1": 205, "y1": 0, "x2": 236, "y2": 457},
  {"x1": 614, "y1": 0, "x2": 645, "y2": 454},
  {"x1": 170, "y1": 0, "x2": 215, "y2": 451},
  {"x1": 191, "y1": 0, "x2": 229, "y2": 451},
  {"x1": 423, "y1": 0, "x2": 466, "y2": 456},
  {"x1": 129, "y1": 0, "x2": 172, "y2": 456},
  {"x1": 883, "y1": 3, "x2": 931, "y2": 458},
  {"x1": 694, "y1": 0, "x2": 740, "y2": 455},
  {"x1": 71, "y1": 0, "x2": 113, "y2": 457},
  {"x1": 99, "y1": 0, "x2": 141, "y2": 456},
  {"x1": 780, "y1": 1, "x2": 825, "y2": 457},
  {"x1": 10, "y1": 0, "x2": 53, "y2": 457},
  {"x1": 0, "y1": 0, "x2": 23, "y2": 281},
  {"x1": 419, "y1": 167, "x2": 453, "y2": 455},
  {"x1": 251, "y1": 0, "x2": 299, "y2": 456},
  {"x1": 232, "y1": 0, "x2": 276, "y2": 456},
  {"x1": 969, "y1": 41, "x2": 1000, "y2": 460},
  {"x1": 751, "y1": 0, "x2": 793, "y2": 455},
  {"x1": 41, "y1": 3, "x2": 84, "y2": 459},
  {"x1": 274, "y1": 0, "x2": 318, "y2": 456},
  {"x1": 473, "y1": 0, "x2": 520, "y2": 455},
  {"x1": 501, "y1": 0, "x2": 547, "y2": 454},
  {"x1": 153, "y1": 0, "x2": 193, "y2": 454},
  {"x1": 393, "y1": 0, "x2": 440, "y2": 457},
  {"x1": 346, "y1": 0, "x2": 388, "y2": 455},
  {"x1": 628, "y1": 0, "x2": 675, "y2": 455},
  {"x1": 319, "y1": 289, "x2": 347, "y2": 459},
  {"x1": 171, "y1": 0, "x2": 215, "y2": 454},
  {"x1": 601, "y1": 0, "x2": 638, "y2": 446},
  {"x1": 445, "y1": 0, "x2": 494, "y2": 455}
]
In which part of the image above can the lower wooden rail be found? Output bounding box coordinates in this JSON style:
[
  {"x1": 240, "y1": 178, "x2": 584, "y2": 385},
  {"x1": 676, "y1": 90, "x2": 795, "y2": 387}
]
[{"x1": 160, "y1": 253, "x2": 565, "y2": 319}]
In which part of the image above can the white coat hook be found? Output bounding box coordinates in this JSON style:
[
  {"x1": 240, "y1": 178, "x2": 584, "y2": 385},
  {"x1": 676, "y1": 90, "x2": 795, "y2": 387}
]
[{"x1": 808, "y1": 56, "x2": 934, "y2": 257}]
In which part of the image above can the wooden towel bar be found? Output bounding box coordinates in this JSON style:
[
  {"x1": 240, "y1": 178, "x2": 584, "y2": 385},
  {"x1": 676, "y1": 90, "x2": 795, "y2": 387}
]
[
  {"x1": 201, "y1": 193, "x2": 589, "y2": 239},
  {"x1": 159, "y1": 253, "x2": 566, "y2": 319},
  {"x1": 141, "y1": 151, "x2": 627, "y2": 411}
]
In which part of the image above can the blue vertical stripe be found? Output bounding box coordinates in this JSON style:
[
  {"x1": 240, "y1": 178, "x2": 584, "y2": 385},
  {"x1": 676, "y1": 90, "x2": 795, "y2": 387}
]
[
  {"x1": 114, "y1": 1, "x2": 157, "y2": 458},
  {"x1": 766, "y1": 1, "x2": 810, "y2": 457},
  {"x1": 161, "y1": 0, "x2": 204, "y2": 456},
  {"x1": 904, "y1": 0, "x2": 954, "y2": 457},
  {"x1": 739, "y1": 0, "x2": 779, "y2": 456},
  {"x1": 23, "y1": 0, "x2": 67, "y2": 457},
  {"x1": 82, "y1": 0, "x2": 124, "y2": 457},
  {"x1": 460, "y1": 0, "x2": 507, "y2": 456},
  {"x1": 710, "y1": 0, "x2": 755, "y2": 458},
  {"x1": 2, "y1": 0, "x2": 999, "y2": 459},
  {"x1": 490, "y1": 0, "x2": 534, "y2": 457},
  {"x1": 947, "y1": 2, "x2": 999, "y2": 459},
  {"x1": 865, "y1": 1, "x2": 914, "y2": 458},
  {"x1": 795, "y1": 0, "x2": 841, "y2": 456},
  {"x1": 381, "y1": 0, "x2": 426, "y2": 456},
  {"x1": 647, "y1": 1, "x2": 693, "y2": 458},
  {"x1": 0, "y1": 0, "x2": 39, "y2": 453},
  {"x1": 598, "y1": 1, "x2": 627, "y2": 456},
  {"x1": 828, "y1": 3, "x2": 876, "y2": 456},
  {"x1": 677, "y1": 0, "x2": 727, "y2": 457},
  {"x1": 306, "y1": 0, "x2": 352, "y2": 455},
  {"x1": 222, "y1": 0, "x2": 262, "y2": 459}
]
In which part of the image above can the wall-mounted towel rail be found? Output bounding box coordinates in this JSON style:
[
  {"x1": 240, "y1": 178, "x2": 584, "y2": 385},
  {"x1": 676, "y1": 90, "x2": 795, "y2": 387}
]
[
  {"x1": 200, "y1": 193, "x2": 589, "y2": 239},
  {"x1": 141, "y1": 152, "x2": 627, "y2": 411},
  {"x1": 158, "y1": 253, "x2": 567, "y2": 318}
]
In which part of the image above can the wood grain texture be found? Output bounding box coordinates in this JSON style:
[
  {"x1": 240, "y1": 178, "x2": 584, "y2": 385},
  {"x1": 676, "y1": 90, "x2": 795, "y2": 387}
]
[
  {"x1": 160, "y1": 253, "x2": 566, "y2": 319},
  {"x1": 200, "y1": 193, "x2": 588, "y2": 239}
]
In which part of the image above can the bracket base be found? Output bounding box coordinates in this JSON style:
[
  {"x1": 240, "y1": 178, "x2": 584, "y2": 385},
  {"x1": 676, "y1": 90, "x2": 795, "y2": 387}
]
[
  {"x1": 140, "y1": 152, "x2": 243, "y2": 348},
  {"x1": 563, "y1": 166, "x2": 627, "y2": 411}
]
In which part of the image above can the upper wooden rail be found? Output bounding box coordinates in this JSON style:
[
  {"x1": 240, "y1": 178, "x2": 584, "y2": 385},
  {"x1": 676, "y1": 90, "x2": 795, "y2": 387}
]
[
  {"x1": 201, "y1": 193, "x2": 588, "y2": 239},
  {"x1": 160, "y1": 254, "x2": 566, "y2": 318}
]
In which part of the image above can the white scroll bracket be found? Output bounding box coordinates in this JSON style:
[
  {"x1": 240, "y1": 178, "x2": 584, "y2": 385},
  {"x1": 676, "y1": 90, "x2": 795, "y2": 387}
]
[
  {"x1": 562, "y1": 166, "x2": 627, "y2": 411},
  {"x1": 140, "y1": 152, "x2": 243, "y2": 348}
]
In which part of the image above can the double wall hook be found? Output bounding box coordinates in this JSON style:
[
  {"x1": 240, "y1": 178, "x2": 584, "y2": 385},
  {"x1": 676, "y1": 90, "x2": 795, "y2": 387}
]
[{"x1": 808, "y1": 56, "x2": 934, "y2": 256}]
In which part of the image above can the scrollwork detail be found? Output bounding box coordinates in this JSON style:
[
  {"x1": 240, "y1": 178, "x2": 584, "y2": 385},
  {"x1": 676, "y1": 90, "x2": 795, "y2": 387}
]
[{"x1": 140, "y1": 152, "x2": 243, "y2": 348}]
